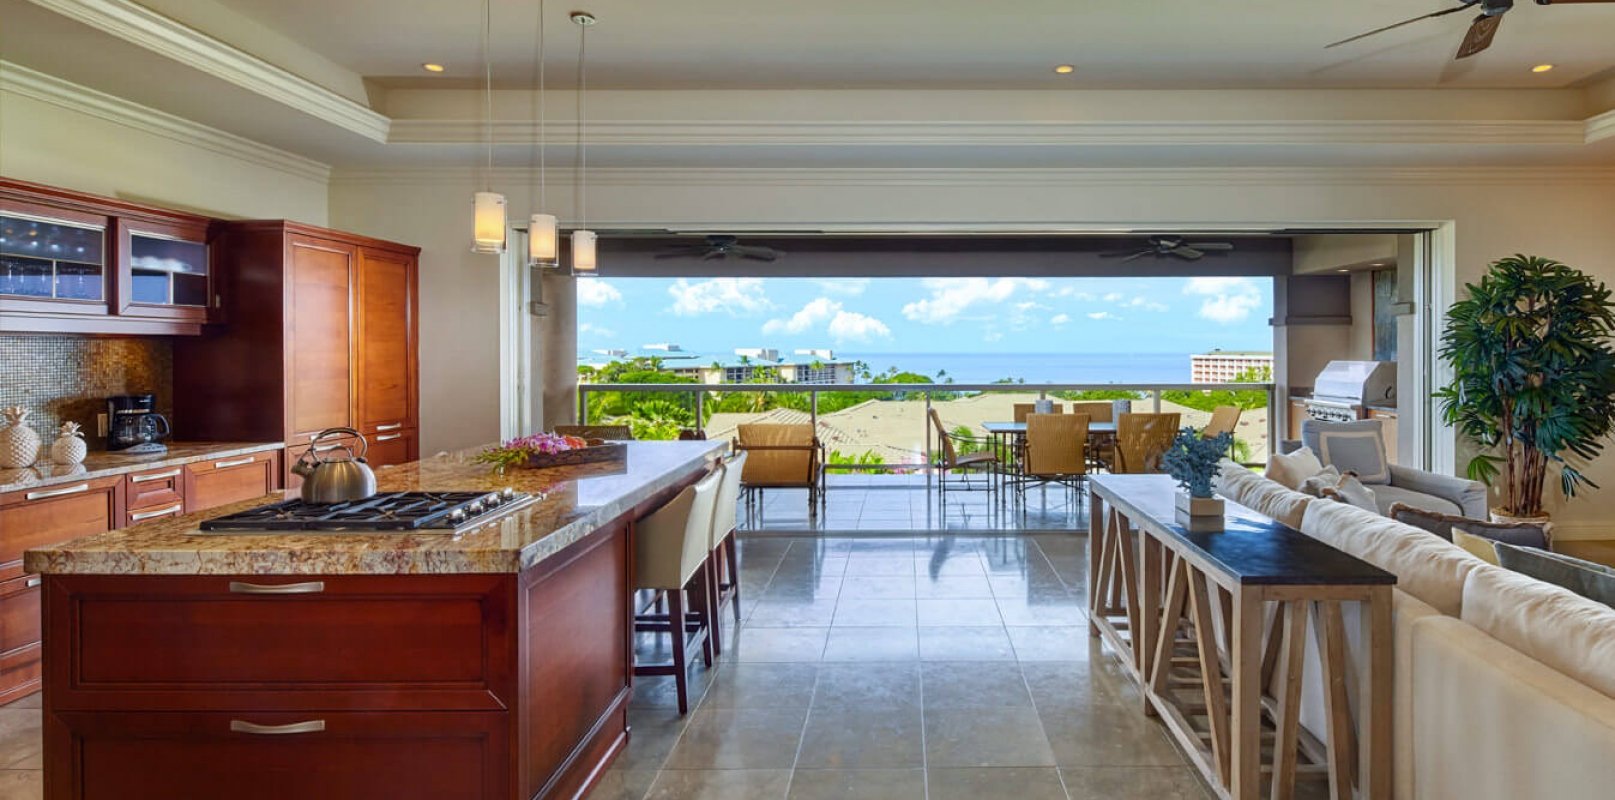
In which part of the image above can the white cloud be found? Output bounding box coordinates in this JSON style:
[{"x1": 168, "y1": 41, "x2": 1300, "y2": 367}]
[
  {"x1": 827, "y1": 310, "x2": 891, "y2": 343},
  {"x1": 1050, "y1": 313, "x2": 1071, "y2": 325},
  {"x1": 667, "y1": 278, "x2": 772, "y2": 316},
  {"x1": 901, "y1": 278, "x2": 1050, "y2": 324},
  {"x1": 576, "y1": 279, "x2": 622, "y2": 307},
  {"x1": 1124, "y1": 296, "x2": 1170, "y2": 312},
  {"x1": 1102, "y1": 292, "x2": 1124, "y2": 303},
  {"x1": 763, "y1": 297, "x2": 840, "y2": 335},
  {"x1": 1183, "y1": 277, "x2": 1263, "y2": 324},
  {"x1": 814, "y1": 278, "x2": 871, "y2": 296},
  {"x1": 578, "y1": 322, "x2": 615, "y2": 337},
  {"x1": 1087, "y1": 311, "x2": 1118, "y2": 321}
]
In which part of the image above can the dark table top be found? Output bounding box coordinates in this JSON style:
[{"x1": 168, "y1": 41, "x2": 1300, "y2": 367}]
[
  {"x1": 1089, "y1": 474, "x2": 1396, "y2": 587},
  {"x1": 983, "y1": 421, "x2": 1117, "y2": 435}
]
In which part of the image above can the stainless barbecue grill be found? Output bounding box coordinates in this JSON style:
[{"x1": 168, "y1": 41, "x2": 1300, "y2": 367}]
[{"x1": 1303, "y1": 360, "x2": 1396, "y2": 423}]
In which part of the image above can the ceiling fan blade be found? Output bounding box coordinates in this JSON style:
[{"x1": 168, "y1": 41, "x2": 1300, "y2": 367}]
[
  {"x1": 1121, "y1": 251, "x2": 1151, "y2": 263},
  {"x1": 1455, "y1": 13, "x2": 1502, "y2": 58},
  {"x1": 739, "y1": 251, "x2": 781, "y2": 262},
  {"x1": 1099, "y1": 251, "x2": 1138, "y2": 258},
  {"x1": 1325, "y1": 4, "x2": 1472, "y2": 48},
  {"x1": 653, "y1": 249, "x2": 705, "y2": 260},
  {"x1": 701, "y1": 250, "x2": 727, "y2": 261},
  {"x1": 1184, "y1": 242, "x2": 1235, "y2": 251},
  {"x1": 1170, "y1": 247, "x2": 1206, "y2": 260},
  {"x1": 730, "y1": 245, "x2": 782, "y2": 260}
]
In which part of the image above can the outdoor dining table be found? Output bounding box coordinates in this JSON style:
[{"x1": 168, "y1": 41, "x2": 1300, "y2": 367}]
[{"x1": 981, "y1": 420, "x2": 1117, "y2": 495}]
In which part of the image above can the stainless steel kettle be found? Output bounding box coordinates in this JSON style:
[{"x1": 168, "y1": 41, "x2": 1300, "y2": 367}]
[{"x1": 291, "y1": 427, "x2": 378, "y2": 504}]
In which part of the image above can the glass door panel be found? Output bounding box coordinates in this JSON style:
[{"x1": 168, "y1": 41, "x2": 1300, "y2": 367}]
[
  {"x1": 0, "y1": 213, "x2": 106, "y2": 301},
  {"x1": 128, "y1": 234, "x2": 208, "y2": 307}
]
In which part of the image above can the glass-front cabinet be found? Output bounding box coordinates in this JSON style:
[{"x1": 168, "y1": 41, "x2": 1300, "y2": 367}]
[
  {"x1": 0, "y1": 209, "x2": 108, "y2": 314},
  {"x1": 115, "y1": 217, "x2": 213, "y2": 323}
]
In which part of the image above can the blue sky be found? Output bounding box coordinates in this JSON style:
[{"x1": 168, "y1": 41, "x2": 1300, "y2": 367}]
[{"x1": 576, "y1": 276, "x2": 1273, "y2": 356}]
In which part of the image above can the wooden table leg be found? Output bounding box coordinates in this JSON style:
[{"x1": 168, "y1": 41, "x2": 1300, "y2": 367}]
[
  {"x1": 1138, "y1": 531, "x2": 1162, "y2": 712},
  {"x1": 1229, "y1": 584, "x2": 1264, "y2": 800},
  {"x1": 1269, "y1": 600, "x2": 1307, "y2": 800},
  {"x1": 1188, "y1": 569, "x2": 1231, "y2": 789},
  {"x1": 1088, "y1": 494, "x2": 1105, "y2": 637},
  {"x1": 1313, "y1": 599, "x2": 1357, "y2": 800},
  {"x1": 1360, "y1": 587, "x2": 1393, "y2": 800}
]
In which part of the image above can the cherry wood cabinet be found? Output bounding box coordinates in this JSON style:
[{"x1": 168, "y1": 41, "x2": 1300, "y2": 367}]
[
  {"x1": 122, "y1": 465, "x2": 186, "y2": 525},
  {"x1": 174, "y1": 221, "x2": 420, "y2": 472},
  {"x1": 0, "y1": 573, "x2": 42, "y2": 705},
  {"x1": 183, "y1": 450, "x2": 280, "y2": 513},
  {"x1": 1370, "y1": 407, "x2": 1399, "y2": 465}
]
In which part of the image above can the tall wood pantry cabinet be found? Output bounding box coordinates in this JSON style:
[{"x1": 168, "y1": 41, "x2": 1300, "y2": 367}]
[{"x1": 174, "y1": 222, "x2": 420, "y2": 481}]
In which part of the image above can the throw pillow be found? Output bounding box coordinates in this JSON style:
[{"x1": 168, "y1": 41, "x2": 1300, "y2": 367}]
[
  {"x1": 1265, "y1": 446, "x2": 1325, "y2": 490},
  {"x1": 1297, "y1": 465, "x2": 1343, "y2": 498},
  {"x1": 1453, "y1": 529, "x2": 1500, "y2": 565},
  {"x1": 1387, "y1": 502, "x2": 1467, "y2": 541},
  {"x1": 1494, "y1": 543, "x2": 1615, "y2": 609},
  {"x1": 1321, "y1": 473, "x2": 1378, "y2": 513},
  {"x1": 1304, "y1": 420, "x2": 1391, "y2": 484},
  {"x1": 1451, "y1": 519, "x2": 1551, "y2": 551}
]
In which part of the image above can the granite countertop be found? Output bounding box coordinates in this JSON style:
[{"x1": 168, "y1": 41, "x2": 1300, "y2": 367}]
[
  {"x1": 24, "y1": 439, "x2": 727, "y2": 577},
  {"x1": 0, "y1": 441, "x2": 285, "y2": 494}
]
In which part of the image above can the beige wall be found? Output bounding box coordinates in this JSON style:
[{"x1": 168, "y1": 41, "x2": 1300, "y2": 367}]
[
  {"x1": 0, "y1": 89, "x2": 328, "y2": 223},
  {"x1": 331, "y1": 168, "x2": 1615, "y2": 536}
]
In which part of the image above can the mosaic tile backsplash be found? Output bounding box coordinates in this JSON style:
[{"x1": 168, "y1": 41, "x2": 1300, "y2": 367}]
[{"x1": 0, "y1": 334, "x2": 173, "y2": 449}]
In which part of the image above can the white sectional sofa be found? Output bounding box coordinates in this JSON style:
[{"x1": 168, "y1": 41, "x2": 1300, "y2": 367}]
[{"x1": 1213, "y1": 461, "x2": 1615, "y2": 800}]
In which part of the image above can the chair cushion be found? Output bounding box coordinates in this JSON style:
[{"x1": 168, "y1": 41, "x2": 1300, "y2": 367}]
[
  {"x1": 1462, "y1": 563, "x2": 1615, "y2": 700},
  {"x1": 1453, "y1": 519, "x2": 1551, "y2": 551},
  {"x1": 1374, "y1": 485, "x2": 1463, "y2": 518},
  {"x1": 1303, "y1": 419, "x2": 1391, "y2": 484},
  {"x1": 1386, "y1": 501, "x2": 1467, "y2": 540},
  {"x1": 1300, "y1": 499, "x2": 1486, "y2": 616},
  {"x1": 1495, "y1": 544, "x2": 1615, "y2": 609},
  {"x1": 1297, "y1": 465, "x2": 1342, "y2": 498},
  {"x1": 1265, "y1": 446, "x2": 1324, "y2": 490},
  {"x1": 1320, "y1": 474, "x2": 1378, "y2": 513},
  {"x1": 1453, "y1": 529, "x2": 1501, "y2": 565}
]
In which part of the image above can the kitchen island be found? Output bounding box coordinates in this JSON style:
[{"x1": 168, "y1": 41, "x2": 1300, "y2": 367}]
[{"x1": 23, "y1": 438, "x2": 725, "y2": 800}]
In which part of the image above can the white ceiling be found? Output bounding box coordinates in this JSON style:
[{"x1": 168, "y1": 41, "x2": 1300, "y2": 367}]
[{"x1": 203, "y1": 0, "x2": 1615, "y2": 90}]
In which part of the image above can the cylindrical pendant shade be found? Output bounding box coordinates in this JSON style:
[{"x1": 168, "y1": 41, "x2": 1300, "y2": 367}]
[
  {"x1": 528, "y1": 213, "x2": 559, "y2": 266},
  {"x1": 571, "y1": 230, "x2": 597, "y2": 272},
  {"x1": 471, "y1": 191, "x2": 507, "y2": 254}
]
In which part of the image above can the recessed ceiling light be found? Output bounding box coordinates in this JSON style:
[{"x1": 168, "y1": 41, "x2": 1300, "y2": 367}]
[
  {"x1": 1337, "y1": 268, "x2": 1350, "y2": 273},
  {"x1": 1531, "y1": 63, "x2": 1554, "y2": 73},
  {"x1": 422, "y1": 63, "x2": 446, "y2": 73},
  {"x1": 1053, "y1": 65, "x2": 1075, "y2": 75}
]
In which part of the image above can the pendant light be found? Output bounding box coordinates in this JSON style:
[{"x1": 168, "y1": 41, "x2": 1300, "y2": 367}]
[
  {"x1": 570, "y1": 11, "x2": 597, "y2": 272},
  {"x1": 471, "y1": 0, "x2": 507, "y2": 254},
  {"x1": 527, "y1": 0, "x2": 559, "y2": 266}
]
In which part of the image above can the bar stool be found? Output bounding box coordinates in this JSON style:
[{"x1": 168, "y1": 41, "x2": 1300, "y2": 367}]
[
  {"x1": 709, "y1": 451, "x2": 748, "y2": 651},
  {"x1": 633, "y1": 467, "x2": 722, "y2": 714}
]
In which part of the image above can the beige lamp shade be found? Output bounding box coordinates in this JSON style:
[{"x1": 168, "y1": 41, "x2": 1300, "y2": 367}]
[
  {"x1": 528, "y1": 213, "x2": 558, "y2": 265},
  {"x1": 571, "y1": 229, "x2": 597, "y2": 271},
  {"x1": 471, "y1": 191, "x2": 507, "y2": 254}
]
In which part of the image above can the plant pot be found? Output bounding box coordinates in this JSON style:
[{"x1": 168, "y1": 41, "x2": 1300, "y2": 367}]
[
  {"x1": 1175, "y1": 491, "x2": 1224, "y2": 518},
  {"x1": 1490, "y1": 508, "x2": 1553, "y2": 534}
]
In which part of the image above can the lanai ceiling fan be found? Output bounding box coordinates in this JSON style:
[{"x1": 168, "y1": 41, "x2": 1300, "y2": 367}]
[
  {"x1": 654, "y1": 235, "x2": 784, "y2": 262},
  {"x1": 1326, "y1": 0, "x2": 1615, "y2": 60},
  {"x1": 1100, "y1": 236, "x2": 1235, "y2": 262}
]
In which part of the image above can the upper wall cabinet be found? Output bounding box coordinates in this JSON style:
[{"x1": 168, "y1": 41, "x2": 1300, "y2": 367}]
[{"x1": 0, "y1": 178, "x2": 214, "y2": 335}]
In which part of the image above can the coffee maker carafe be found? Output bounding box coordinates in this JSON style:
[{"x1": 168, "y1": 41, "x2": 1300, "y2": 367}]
[{"x1": 106, "y1": 394, "x2": 170, "y2": 454}]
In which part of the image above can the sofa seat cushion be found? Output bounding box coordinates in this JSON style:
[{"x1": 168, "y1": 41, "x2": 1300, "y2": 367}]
[
  {"x1": 1372, "y1": 484, "x2": 1462, "y2": 517},
  {"x1": 1300, "y1": 499, "x2": 1486, "y2": 616},
  {"x1": 1462, "y1": 564, "x2": 1615, "y2": 700}
]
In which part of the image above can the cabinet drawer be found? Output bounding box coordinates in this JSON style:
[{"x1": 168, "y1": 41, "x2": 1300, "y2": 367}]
[
  {"x1": 0, "y1": 476, "x2": 120, "y2": 580},
  {"x1": 50, "y1": 574, "x2": 514, "y2": 712},
  {"x1": 0, "y1": 573, "x2": 41, "y2": 655},
  {"x1": 56, "y1": 710, "x2": 508, "y2": 800},
  {"x1": 124, "y1": 465, "x2": 184, "y2": 514},
  {"x1": 366, "y1": 427, "x2": 417, "y2": 468},
  {"x1": 183, "y1": 450, "x2": 278, "y2": 513}
]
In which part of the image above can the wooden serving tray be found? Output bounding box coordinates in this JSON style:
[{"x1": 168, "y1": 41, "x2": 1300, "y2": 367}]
[{"x1": 524, "y1": 442, "x2": 627, "y2": 468}]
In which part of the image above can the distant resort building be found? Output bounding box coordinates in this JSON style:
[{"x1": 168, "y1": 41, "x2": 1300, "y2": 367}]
[
  {"x1": 1190, "y1": 349, "x2": 1273, "y2": 384},
  {"x1": 580, "y1": 345, "x2": 857, "y2": 385}
]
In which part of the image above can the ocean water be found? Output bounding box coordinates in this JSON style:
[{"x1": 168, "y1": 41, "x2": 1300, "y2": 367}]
[{"x1": 843, "y1": 352, "x2": 1193, "y2": 385}]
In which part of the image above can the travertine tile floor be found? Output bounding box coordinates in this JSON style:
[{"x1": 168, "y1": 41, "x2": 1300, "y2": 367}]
[{"x1": 0, "y1": 530, "x2": 1222, "y2": 800}]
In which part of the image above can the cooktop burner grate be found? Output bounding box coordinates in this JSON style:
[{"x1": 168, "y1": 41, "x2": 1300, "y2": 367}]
[{"x1": 200, "y1": 490, "x2": 535, "y2": 532}]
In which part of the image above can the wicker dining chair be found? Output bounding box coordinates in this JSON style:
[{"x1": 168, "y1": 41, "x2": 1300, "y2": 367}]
[
  {"x1": 734, "y1": 424, "x2": 824, "y2": 519},
  {"x1": 554, "y1": 424, "x2": 632, "y2": 440},
  {"x1": 928, "y1": 408, "x2": 998, "y2": 499},
  {"x1": 1067, "y1": 402, "x2": 1114, "y2": 423},
  {"x1": 1112, "y1": 412, "x2": 1182, "y2": 474},
  {"x1": 1012, "y1": 402, "x2": 1066, "y2": 423},
  {"x1": 1023, "y1": 413, "x2": 1090, "y2": 501}
]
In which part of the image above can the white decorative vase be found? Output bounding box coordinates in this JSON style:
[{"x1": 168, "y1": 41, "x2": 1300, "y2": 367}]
[
  {"x1": 50, "y1": 421, "x2": 88, "y2": 466},
  {"x1": 0, "y1": 407, "x2": 40, "y2": 469},
  {"x1": 1175, "y1": 490, "x2": 1225, "y2": 518}
]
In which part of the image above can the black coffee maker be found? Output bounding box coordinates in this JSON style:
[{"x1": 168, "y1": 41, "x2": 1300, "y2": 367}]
[{"x1": 106, "y1": 394, "x2": 170, "y2": 454}]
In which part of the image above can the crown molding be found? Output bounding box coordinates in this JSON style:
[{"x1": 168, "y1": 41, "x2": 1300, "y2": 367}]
[
  {"x1": 1587, "y1": 109, "x2": 1615, "y2": 144},
  {"x1": 332, "y1": 165, "x2": 1615, "y2": 188},
  {"x1": 387, "y1": 118, "x2": 1587, "y2": 147},
  {"x1": 25, "y1": 0, "x2": 389, "y2": 142},
  {"x1": 2, "y1": 62, "x2": 332, "y2": 183}
]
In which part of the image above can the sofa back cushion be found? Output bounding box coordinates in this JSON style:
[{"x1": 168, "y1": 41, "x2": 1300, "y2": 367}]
[
  {"x1": 1388, "y1": 502, "x2": 1462, "y2": 541},
  {"x1": 1495, "y1": 544, "x2": 1615, "y2": 609},
  {"x1": 1302, "y1": 419, "x2": 1391, "y2": 484},
  {"x1": 1462, "y1": 564, "x2": 1615, "y2": 701},
  {"x1": 1300, "y1": 499, "x2": 1486, "y2": 616},
  {"x1": 1264, "y1": 446, "x2": 1323, "y2": 490}
]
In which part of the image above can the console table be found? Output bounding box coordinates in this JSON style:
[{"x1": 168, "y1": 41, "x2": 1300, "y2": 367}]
[{"x1": 1087, "y1": 474, "x2": 1395, "y2": 800}]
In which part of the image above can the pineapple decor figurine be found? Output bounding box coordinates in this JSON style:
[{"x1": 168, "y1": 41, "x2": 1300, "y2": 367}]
[
  {"x1": 51, "y1": 421, "x2": 88, "y2": 466},
  {"x1": 0, "y1": 407, "x2": 41, "y2": 469}
]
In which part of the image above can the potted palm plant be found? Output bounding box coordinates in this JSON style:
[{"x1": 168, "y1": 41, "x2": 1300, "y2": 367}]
[{"x1": 1435, "y1": 255, "x2": 1615, "y2": 523}]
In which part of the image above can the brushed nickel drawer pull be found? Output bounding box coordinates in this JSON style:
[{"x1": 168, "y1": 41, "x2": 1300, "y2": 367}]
[
  {"x1": 26, "y1": 577, "x2": 41, "y2": 588},
  {"x1": 376, "y1": 433, "x2": 402, "y2": 442},
  {"x1": 25, "y1": 483, "x2": 89, "y2": 501},
  {"x1": 213, "y1": 457, "x2": 256, "y2": 469},
  {"x1": 230, "y1": 719, "x2": 326, "y2": 735},
  {"x1": 376, "y1": 423, "x2": 403, "y2": 431},
  {"x1": 129, "y1": 503, "x2": 184, "y2": 522},
  {"x1": 228, "y1": 580, "x2": 325, "y2": 595},
  {"x1": 130, "y1": 469, "x2": 182, "y2": 483}
]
